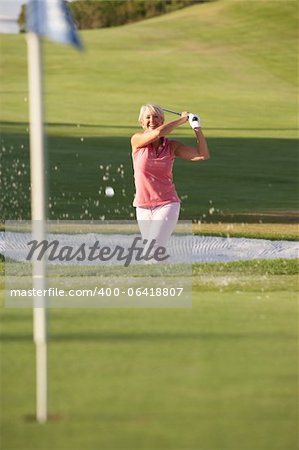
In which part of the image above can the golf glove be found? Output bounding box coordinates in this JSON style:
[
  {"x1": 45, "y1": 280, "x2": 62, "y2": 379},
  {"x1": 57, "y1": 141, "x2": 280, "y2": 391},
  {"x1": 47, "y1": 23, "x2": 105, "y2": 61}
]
[{"x1": 188, "y1": 113, "x2": 201, "y2": 129}]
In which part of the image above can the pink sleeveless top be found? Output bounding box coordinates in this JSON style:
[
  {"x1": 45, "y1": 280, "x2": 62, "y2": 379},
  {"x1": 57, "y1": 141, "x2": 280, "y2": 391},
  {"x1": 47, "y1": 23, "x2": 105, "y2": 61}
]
[{"x1": 132, "y1": 137, "x2": 181, "y2": 208}]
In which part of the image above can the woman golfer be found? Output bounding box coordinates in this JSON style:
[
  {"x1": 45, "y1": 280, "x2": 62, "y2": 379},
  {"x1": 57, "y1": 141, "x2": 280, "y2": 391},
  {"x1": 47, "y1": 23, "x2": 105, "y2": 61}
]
[{"x1": 131, "y1": 104, "x2": 210, "y2": 259}]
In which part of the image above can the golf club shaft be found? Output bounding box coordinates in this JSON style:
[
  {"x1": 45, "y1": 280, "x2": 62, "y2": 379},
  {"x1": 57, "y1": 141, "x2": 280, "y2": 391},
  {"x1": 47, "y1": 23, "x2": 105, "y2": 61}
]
[{"x1": 162, "y1": 108, "x2": 182, "y2": 116}]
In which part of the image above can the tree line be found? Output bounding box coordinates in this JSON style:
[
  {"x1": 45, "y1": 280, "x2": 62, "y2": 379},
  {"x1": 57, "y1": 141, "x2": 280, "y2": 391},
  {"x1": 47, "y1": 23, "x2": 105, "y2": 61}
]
[{"x1": 19, "y1": 0, "x2": 212, "y2": 31}]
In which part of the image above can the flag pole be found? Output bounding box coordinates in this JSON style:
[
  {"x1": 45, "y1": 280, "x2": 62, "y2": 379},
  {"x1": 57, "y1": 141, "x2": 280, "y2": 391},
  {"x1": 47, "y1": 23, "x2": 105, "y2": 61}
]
[
  {"x1": 25, "y1": 0, "x2": 83, "y2": 424},
  {"x1": 26, "y1": 31, "x2": 48, "y2": 424}
]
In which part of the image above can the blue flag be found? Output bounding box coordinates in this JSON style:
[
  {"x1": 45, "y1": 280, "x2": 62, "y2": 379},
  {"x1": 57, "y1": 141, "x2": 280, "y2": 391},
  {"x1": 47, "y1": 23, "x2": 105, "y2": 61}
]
[{"x1": 27, "y1": 0, "x2": 83, "y2": 49}]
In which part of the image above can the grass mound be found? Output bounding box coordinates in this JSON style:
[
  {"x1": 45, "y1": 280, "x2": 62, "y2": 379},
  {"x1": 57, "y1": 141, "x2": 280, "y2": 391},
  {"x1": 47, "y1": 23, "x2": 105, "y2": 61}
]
[{"x1": 1, "y1": 0, "x2": 298, "y2": 220}]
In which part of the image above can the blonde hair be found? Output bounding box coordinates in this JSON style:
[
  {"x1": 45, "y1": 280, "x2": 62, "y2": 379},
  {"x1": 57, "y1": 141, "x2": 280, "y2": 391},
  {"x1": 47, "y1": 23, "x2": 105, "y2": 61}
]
[{"x1": 138, "y1": 104, "x2": 164, "y2": 126}]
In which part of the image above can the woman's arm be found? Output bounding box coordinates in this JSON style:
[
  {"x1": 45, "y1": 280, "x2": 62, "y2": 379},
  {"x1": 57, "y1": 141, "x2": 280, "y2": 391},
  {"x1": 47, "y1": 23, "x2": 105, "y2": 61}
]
[
  {"x1": 173, "y1": 128, "x2": 210, "y2": 161},
  {"x1": 131, "y1": 113, "x2": 188, "y2": 151}
]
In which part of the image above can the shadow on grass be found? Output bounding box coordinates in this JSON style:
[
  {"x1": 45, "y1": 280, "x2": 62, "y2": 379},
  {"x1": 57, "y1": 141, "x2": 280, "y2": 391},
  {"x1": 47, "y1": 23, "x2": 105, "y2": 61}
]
[
  {"x1": 1, "y1": 124, "x2": 298, "y2": 222},
  {"x1": 0, "y1": 121, "x2": 134, "y2": 130},
  {"x1": 0, "y1": 331, "x2": 295, "y2": 342},
  {"x1": 1, "y1": 121, "x2": 298, "y2": 132}
]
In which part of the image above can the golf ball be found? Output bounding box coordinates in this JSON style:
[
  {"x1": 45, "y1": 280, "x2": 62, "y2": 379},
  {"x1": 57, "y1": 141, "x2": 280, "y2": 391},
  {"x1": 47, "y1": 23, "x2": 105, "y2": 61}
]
[{"x1": 105, "y1": 186, "x2": 115, "y2": 197}]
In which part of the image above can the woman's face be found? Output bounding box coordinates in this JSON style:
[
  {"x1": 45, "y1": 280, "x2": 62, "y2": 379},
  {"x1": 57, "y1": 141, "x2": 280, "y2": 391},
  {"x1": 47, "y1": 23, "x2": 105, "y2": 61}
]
[{"x1": 142, "y1": 110, "x2": 164, "y2": 130}]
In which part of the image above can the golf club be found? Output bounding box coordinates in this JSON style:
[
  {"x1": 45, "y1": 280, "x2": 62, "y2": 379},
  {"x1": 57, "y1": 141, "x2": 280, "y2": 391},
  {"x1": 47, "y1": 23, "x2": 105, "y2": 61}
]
[{"x1": 162, "y1": 108, "x2": 182, "y2": 116}]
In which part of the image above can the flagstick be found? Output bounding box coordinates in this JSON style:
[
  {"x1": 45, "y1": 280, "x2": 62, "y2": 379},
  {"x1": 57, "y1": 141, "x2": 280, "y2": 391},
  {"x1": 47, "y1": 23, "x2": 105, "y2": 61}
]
[{"x1": 27, "y1": 32, "x2": 48, "y2": 424}]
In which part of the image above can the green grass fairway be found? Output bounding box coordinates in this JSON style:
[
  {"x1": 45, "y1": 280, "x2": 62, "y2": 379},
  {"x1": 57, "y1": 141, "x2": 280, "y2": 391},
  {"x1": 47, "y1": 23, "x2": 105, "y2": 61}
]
[
  {"x1": 1, "y1": 280, "x2": 298, "y2": 450},
  {"x1": 1, "y1": 0, "x2": 298, "y2": 220},
  {"x1": 2, "y1": 247, "x2": 297, "y2": 450},
  {"x1": 1, "y1": 260, "x2": 298, "y2": 449}
]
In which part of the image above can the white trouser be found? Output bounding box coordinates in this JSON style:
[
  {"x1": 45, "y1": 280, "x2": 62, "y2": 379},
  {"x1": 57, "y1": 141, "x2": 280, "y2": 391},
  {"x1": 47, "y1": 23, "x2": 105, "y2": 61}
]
[{"x1": 136, "y1": 203, "x2": 180, "y2": 253}]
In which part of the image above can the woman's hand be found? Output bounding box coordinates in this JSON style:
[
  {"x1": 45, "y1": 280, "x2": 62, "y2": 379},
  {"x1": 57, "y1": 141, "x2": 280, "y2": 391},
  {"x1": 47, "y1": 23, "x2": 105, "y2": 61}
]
[
  {"x1": 180, "y1": 111, "x2": 189, "y2": 123},
  {"x1": 188, "y1": 113, "x2": 200, "y2": 129}
]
